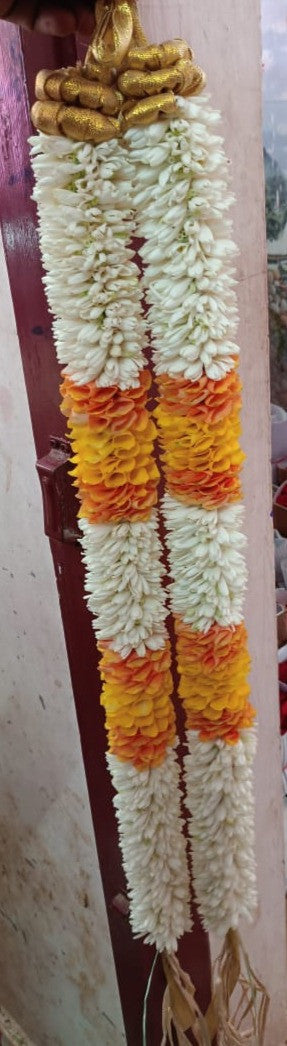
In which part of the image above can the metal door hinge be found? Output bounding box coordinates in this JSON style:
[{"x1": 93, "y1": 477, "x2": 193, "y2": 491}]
[{"x1": 36, "y1": 436, "x2": 80, "y2": 544}]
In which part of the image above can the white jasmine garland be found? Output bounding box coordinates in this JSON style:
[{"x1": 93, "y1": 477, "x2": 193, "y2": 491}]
[
  {"x1": 30, "y1": 133, "x2": 146, "y2": 389},
  {"x1": 126, "y1": 104, "x2": 257, "y2": 952},
  {"x1": 184, "y1": 729, "x2": 257, "y2": 936},
  {"x1": 31, "y1": 127, "x2": 191, "y2": 957},
  {"x1": 31, "y1": 90, "x2": 258, "y2": 967},
  {"x1": 107, "y1": 745, "x2": 191, "y2": 951},
  {"x1": 162, "y1": 495, "x2": 247, "y2": 632},
  {"x1": 127, "y1": 95, "x2": 239, "y2": 381},
  {"x1": 79, "y1": 513, "x2": 167, "y2": 657}
]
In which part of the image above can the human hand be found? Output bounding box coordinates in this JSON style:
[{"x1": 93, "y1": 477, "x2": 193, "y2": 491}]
[{"x1": 0, "y1": 0, "x2": 95, "y2": 35}]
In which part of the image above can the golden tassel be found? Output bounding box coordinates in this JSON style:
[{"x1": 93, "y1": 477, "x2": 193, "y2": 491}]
[
  {"x1": 161, "y1": 932, "x2": 270, "y2": 1046},
  {"x1": 31, "y1": 0, "x2": 206, "y2": 141},
  {"x1": 161, "y1": 952, "x2": 211, "y2": 1046},
  {"x1": 207, "y1": 930, "x2": 270, "y2": 1045}
]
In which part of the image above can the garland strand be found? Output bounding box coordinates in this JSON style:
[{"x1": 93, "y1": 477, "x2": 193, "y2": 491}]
[
  {"x1": 129, "y1": 95, "x2": 257, "y2": 936},
  {"x1": 30, "y1": 130, "x2": 191, "y2": 953}
]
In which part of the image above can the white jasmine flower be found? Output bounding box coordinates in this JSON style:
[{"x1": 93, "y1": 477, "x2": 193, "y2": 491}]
[
  {"x1": 184, "y1": 729, "x2": 257, "y2": 935},
  {"x1": 30, "y1": 133, "x2": 146, "y2": 388},
  {"x1": 162, "y1": 496, "x2": 247, "y2": 632},
  {"x1": 79, "y1": 513, "x2": 168, "y2": 657},
  {"x1": 126, "y1": 95, "x2": 239, "y2": 381},
  {"x1": 107, "y1": 745, "x2": 191, "y2": 952}
]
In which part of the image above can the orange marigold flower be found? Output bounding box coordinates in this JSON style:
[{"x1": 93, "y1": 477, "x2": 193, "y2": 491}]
[
  {"x1": 155, "y1": 405, "x2": 244, "y2": 509},
  {"x1": 60, "y1": 369, "x2": 151, "y2": 431},
  {"x1": 165, "y1": 466, "x2": 241, "y2": 508},
  {"x1": 174, "y1": 619, "x2": 248, "y2": 670},
  {"x1": 186, "y1": 702, "x2": 256, "y2": 744},
  {"x1": 157, "y1": 369, "x2": 241, "y2": 425},
  {"x1": 78, "y1": 482, "x2": 157, "y2": 524},
  {"x1": 174, "y1": 619, "x2": 250, "y2": 720},
  {"x1": 108, "y1": 720, "x2": 176, "y2": 770}
]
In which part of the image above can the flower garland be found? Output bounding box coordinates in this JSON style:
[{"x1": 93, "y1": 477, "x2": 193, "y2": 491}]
[
  {"x1": 30, "y1": 130, "x2": 191, "y2": 956},
  {"x1": 30, "y1": 6, "x2": 269, "y2": 1040},
  {"x1": 128, "y1": 98, "x2": 258, "y2": 938}
]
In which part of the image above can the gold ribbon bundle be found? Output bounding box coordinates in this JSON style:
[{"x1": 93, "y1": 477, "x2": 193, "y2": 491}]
[
  {"x1": 31, "y1": 0, "x2": 206, "y2": 140},
  {"x1": 30, "y1": 2, "x2": 270, "y2": 1042}
]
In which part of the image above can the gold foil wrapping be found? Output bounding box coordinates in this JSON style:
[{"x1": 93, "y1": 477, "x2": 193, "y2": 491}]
[
  {"x1": 122, "y1": 39, "x2": 191, "y2": 70},
  {"x1": 118, "y1": 58, "x2": 204, "y2": 98},
  {"x1": 85, "y1": 0, "x2": 134, "y2": 69},
  {"x1": 35, "y1": 69, "x2": 122, "y2": 114},
  {"x1": 31, "y1": 0, "x2": 206, "y2": 144},
  {"x1": 31, "y1": 99, "x2": 120, "y2": 142},
  {"x1": 122, "y1": 91, "x2": 177, "y2": 128}
]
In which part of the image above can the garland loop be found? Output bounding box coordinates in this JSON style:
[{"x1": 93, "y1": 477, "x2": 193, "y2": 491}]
[{"x1": 29, "y1": 0, "x2": 270, "y2": 1039}]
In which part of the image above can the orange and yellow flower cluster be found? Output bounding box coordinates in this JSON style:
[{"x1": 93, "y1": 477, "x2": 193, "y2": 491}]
[
  {"x1": 157, "y1": 369, "x2": 241, "y2": 425},
  {"x1": 61, "y1": 370, "x2": 159, "y2": 524},
  {"x1": 98, "y1": 641, "x2": 176, "y2": 769},
  {"x1": 174, "y1": 619, "x2": 255, "y2": 743},
  {"x1": 155, "y1": 373, "x2": 244, "y2": 509},
  {"x1": 157, "y1": 371, "x2": 252, "y2": 746}
]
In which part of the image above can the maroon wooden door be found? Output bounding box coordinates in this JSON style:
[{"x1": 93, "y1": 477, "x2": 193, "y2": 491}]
[{"x1": 0, "y1": 24, "x2": 211, "y2": 1045}]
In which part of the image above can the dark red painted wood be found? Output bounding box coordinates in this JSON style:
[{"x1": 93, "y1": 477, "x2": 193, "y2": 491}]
[{"x1": 0, "y1": 23, "x2": 212, "y2": 1044}]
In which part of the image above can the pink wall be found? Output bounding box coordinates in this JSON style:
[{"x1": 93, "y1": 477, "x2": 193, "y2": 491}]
[{"x1": 139, "y1": 1, "x2": 287, "y2": 1040}]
